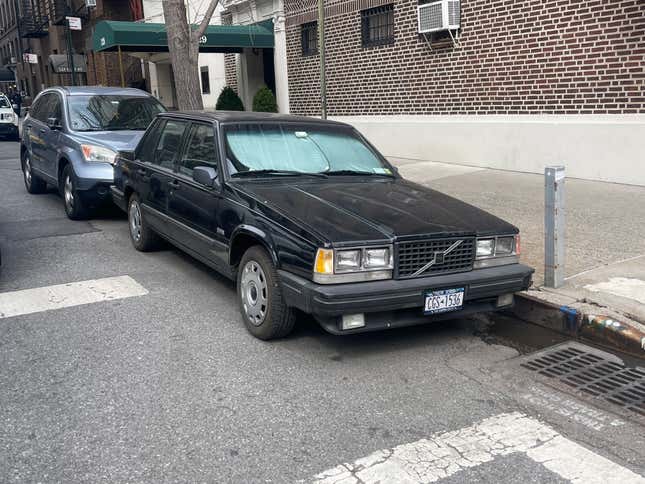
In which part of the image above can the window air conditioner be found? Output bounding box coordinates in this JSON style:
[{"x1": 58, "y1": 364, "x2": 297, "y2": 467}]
[{"x1": 418, "y1": 0, "x2": 460, "y2": 33}]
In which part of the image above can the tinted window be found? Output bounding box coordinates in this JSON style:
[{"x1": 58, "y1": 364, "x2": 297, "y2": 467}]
[
  {"x1": 49, "y1": 93, "x2": 62, "y2": 121},
  {"x1": 136, "y1": 118, "x2": 164, "y2": 162},
  {"x1": 0, "y1": 96, "x2": 10, "y2": 108},
  {"x1": 68, "y1": 95, "x2": 165, "y2": 132},
  {"x1": 178, "y1": 123, "x2": 218, "y2": 177},
  {"x1": 29, "y1": 94, "x2": 51, "y2": 122},
  {"x1": 153, "y1": 119, "x2": 187, "y2": 170}
]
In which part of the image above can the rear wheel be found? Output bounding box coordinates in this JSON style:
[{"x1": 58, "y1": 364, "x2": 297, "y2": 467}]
[
  {"x1": 62, "y1": 165, "x2": 89, "y2": 220},
  {"x1": 128, "y1": 193, "x2": 160, "y2": 251},
  {"x1": 22, "y1": 151, "x2": 46, "y2": 194},
  {"x1": 237, "y1": 246, "x2": 296, "y2": 340}
]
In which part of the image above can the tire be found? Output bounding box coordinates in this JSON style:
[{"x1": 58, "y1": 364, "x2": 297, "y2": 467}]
[
  {"x1": 127, "y1": 193, "x2": 160, "y2": 251},
  {"x1": 61, "y1": 164, "x2": 89, "y2": 220},
  {"x1": 237, "y1": 245, "x2": 296, "y2": 340},
  {"x1": 22, "y1": 150, "x2": 46, "y2": 194}
]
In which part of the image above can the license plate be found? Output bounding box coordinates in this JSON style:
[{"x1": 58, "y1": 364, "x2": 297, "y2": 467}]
[{"x1": 424, "y1": 288, "x2": 464, "y2": 315}]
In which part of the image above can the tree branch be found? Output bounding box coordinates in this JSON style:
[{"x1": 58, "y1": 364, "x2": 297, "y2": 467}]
[{"x1": 195, "y1": 0, "x2": 220, "y2": 38}]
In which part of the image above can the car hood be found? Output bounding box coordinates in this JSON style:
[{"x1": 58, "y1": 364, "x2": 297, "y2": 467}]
[
  {"x1": 70, "y1": 130, "x2": 144, "y2": 151},
  {"x1": 235, "y1": 178, "x2": 517, "y2": 244}
]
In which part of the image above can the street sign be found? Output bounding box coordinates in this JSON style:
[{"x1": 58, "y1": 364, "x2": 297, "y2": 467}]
[
  {"x1": 23, "y1": 53, "x2": 38, "y2": 64},
  {"x1": 67, "y1": 16, "x2": 82, "y2": 30}
]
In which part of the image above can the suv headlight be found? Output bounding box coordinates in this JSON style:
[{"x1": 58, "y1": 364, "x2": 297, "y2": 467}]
[
  {"x1": 81, "y1": 144, "x2": 118, "y2": 165},
  {"x1": 314, "y1": 246, "x2": 393, "y2": 284},
  {"x1": 474, "y1": 235, "x2": 520, "y2": 269}
]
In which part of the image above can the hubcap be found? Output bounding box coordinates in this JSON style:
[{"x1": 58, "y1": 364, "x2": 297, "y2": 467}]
[
  {"x1": 129, "y1": 201, "x2": 142, "y2": 242},
  {"x1": 240, "y1": 260, "x2": 268, "y2": 326},
  {"x1": 24, "y1": 156, "x2": 32, "y2": 186},
  {"x1": 64, "y1": 175, "x2": 74, "y2": 210}
]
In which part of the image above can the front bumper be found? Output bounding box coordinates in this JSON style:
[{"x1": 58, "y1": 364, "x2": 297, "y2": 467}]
[
  {"x1": 0, "y1": 122, "x2": 18, "y2": 136},
  {"x1": 279, "y1": 263, "x2": 534, "y2": 334}
]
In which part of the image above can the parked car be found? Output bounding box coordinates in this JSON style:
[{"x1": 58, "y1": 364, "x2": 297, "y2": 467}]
[
  {"x1": 112, "y1": 112, "x2": 534, "y2": 340},
  {"x1": 20, "y1": 86, "x2": 165, "y2": 219},
  {"x1": 0, "y1": 94, "x2": 19, "y2": 140}
]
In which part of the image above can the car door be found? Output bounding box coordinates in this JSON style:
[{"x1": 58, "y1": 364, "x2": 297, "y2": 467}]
[
  {"x1": 167, "y1": 121, "x2": 226, "y2": 265},
  {"x1": 139, "y1": 118, "x2": 188, "y2": 236},
  {"x1": 39, "y1": 91, "x2": 63, "y2": 177},
  {"x1": 23, "y1": 93, "x2": 52, "y2": 173}
]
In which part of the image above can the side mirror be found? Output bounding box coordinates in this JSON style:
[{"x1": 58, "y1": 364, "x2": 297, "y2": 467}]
[
  {"x1": 118, "y1": 150, "x2": 135, "y2": 161},
  {"x1": 192, "y1": 166, "x2": 218, "y2": 188},
  {"x1": 47, "y1": 117, "x2": 62, "y2": 130}
]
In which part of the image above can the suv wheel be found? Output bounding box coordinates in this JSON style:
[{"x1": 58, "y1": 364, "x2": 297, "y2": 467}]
[
  {"x1": 237, "y1": 246, "x2": 296, "y2": 340},
  {"x1": 22, "y1": 151, "x2": 46, "y2": 194},
  {"x1": 128, "y1": 194, "x2": 160, "y2": 251},
  {"x1": 61, "y1": 165, "x2": 89, "y2": 220}
]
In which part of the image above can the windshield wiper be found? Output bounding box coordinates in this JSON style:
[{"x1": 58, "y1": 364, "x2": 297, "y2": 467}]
[
  {"x1": 323, "y1": 169, "x2": 395, "y2": 177},
  {"x1": 232, "y1": 169, "x2": 327, "y2": 178}
]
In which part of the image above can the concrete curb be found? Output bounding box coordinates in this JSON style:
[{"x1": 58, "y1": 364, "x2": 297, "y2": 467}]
[{"x1": 510, "y1": 290, "x2": 645, "y2": 359}]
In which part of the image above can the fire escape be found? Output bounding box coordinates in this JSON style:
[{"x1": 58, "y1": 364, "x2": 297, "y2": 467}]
[{"x1": 19, "y1": 0, "x2": 51, "y2": 38}]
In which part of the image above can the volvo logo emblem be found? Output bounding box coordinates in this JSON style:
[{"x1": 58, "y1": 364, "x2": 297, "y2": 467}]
[{"x1": 411, "y1": 240, "x2": 464, "y2": 277}]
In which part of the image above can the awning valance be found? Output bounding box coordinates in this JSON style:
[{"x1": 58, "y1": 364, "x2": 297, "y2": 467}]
[
  {"x1": 93, "y1": 20, "x2": 274, "y2": 54},
  {"x1": 49, "y1": 54, "x2": 87, "y2": 73}
]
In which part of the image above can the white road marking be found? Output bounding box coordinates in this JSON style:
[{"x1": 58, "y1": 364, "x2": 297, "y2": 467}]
[
  {"x1": 584, "y1": 277, "x2": 645, "y2": 304},
  {"x1": 312, "y1": 412, "x2": 644, "y2": 484},
  {"x1": 0, "y1": 276, "x2": 148, "y2": 319}
]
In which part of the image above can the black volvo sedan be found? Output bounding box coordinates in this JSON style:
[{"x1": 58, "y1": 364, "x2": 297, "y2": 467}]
[{"x1": 111, "y1": 111, "x2": 533, "y2": 340}]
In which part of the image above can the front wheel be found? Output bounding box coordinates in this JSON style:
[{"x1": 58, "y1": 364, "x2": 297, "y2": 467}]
[
  {"x1": 62, "y1": 165, "x2": 89, "y2": 220},
  {"x1": 237, "y1": 246, "x2": 296, "y2": 340}
]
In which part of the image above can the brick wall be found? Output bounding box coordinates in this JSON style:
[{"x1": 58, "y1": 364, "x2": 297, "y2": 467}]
[
  {"x1": 285, "y1": 0, "x2": 645, "y2": 116},
  {"x1": 221, "y1": 11, "x2": 239, "y2": 93}
]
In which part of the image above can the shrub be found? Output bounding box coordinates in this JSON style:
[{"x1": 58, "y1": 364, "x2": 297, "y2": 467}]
[
  {"x1": 216, "y1": 86, "x2": 244, "y2": 111},
  {"x1": 252, "y1": 86, "x2": 278, "y2": 113}
]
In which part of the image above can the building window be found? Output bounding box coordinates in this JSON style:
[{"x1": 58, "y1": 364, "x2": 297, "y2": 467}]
[
  {"x1": 200, "y1": 66, "x2": 210, "y2": 95},
  {"x1": 301, "y1": 21, "x2": 318, "y2": 56},
  {"x1": 361, "y1": 4, "x2": 395, "y2": 48}
]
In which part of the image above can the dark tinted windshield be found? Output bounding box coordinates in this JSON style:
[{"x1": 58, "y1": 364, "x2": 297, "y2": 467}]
[
  {"x1": 0, "y1": 96, "x2": 11, "y2": 108},
  {"x1": 224, "y1": 124, "x2": 392, "y2": 176},
  {"x1": 68, "y1": 95, "x2": 165, "y2": 131}
]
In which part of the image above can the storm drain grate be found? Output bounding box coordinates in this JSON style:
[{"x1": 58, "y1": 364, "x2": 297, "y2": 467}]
[{"x1": 520, "y1": 344, "x2": 645, "y2": 417}]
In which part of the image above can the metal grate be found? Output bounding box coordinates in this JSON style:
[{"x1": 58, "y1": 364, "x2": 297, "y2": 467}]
[
  {"x1": 419, "y1": 2, "x2": 443, "y2": 31},
  {"x1": 448, "y1": 0, "x2": 460, "y2": 25},
  {"x1": 521, "y1": 344, "x2": 645, "y2": 417},
  {"x1": 396, "y1": 237, "x2": 475, "y2": 279}
]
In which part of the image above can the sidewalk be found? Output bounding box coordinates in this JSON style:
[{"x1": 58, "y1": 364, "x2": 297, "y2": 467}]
[{"x1": 391, "y1": 157, "x2": 645, "y2": 356}]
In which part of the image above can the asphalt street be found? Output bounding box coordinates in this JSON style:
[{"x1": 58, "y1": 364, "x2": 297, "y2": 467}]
[{"x1": 1, "y1": 141, "x2": 644, "y2": 483}]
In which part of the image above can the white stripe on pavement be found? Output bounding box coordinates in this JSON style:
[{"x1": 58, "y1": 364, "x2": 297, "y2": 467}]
[
  {"x1": 312, "y1": 412, "x2": 644, "y2": 484},
  {"x1": 0, "y1": 276, "x2": 148, "y2": 319}
]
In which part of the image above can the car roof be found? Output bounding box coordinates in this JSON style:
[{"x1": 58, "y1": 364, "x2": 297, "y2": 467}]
[
  {"x1": 46, "y1": 86, "x2": 153, "y2": 97},
  {"x1": 159, "y1": 110, "x2": 351, "y2": 128}
]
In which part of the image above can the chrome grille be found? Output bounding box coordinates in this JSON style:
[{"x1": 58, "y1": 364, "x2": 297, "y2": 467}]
[{"x1": 396, "y1": 238, "x2": 475, "y2": 279}]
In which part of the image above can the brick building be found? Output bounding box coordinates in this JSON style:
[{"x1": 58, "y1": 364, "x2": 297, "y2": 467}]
[{"x1": 283, "y1": 0, "x2": 645, "y2": 185}]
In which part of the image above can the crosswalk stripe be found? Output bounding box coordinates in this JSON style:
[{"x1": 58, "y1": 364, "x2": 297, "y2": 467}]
[
  {"x1": 0, "y1": 276, "x2": 148, "y2": 319},
  {"x1": 312, "y1": 412, "x2": 644, "y2": 484}
]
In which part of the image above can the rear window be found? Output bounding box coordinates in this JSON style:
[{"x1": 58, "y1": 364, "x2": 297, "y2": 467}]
[{"x1": 0, "y1": 97, "x2": 11, "y2": 109}]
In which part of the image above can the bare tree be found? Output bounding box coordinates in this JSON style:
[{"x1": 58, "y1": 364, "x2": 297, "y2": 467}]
[{"x1": 162, "y1": 0, "x2": 220, "y2": 110}]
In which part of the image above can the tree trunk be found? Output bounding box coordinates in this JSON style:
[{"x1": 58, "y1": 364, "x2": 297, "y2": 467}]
[{"x1": 162, "y1": 0, "x2": 218, "y2": 111}]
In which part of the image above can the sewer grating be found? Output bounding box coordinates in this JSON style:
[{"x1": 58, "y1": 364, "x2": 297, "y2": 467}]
[{"x1": 520, "y1": 343, "x2": 645, "y2": 418}]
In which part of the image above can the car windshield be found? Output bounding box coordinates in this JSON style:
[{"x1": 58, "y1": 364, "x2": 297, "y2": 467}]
[
  {"x1": 0, "y1": 96, "x2": 11, "y2": 108},
  {"x1": 224, "y1": 124, "x2": 393, "y2": 177},
  {"x1": 68, "y1": 95, "x2": 165, "y2": 132}
]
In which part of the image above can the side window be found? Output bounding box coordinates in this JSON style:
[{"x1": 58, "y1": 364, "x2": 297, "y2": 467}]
[
  {"x1": 49, "y1": 94, "x2": 62, "y2": 122},
  {"x1": 31, "y1": 94, "x2": 52, "y2": 122},
  {"x1": 178, "y1": 123, "x2": 218, "y2": 178},
  {"x1": 153, "y1": 119, "x2": 187, "y2": 170},
  {"x1": 28, "y1": 96, "x2": 44, "y2": 121},
  {"x1": 136, "y1": 118, "x2": 164, "y2": 162}
]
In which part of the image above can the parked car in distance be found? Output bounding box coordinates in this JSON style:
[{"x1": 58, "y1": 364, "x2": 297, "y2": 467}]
[
  {"x1": 113, "y1": 111, "x2": 534, "y2": 340},
  {"x1": 0, "y1": 94, "x2": 19, "y2": 140},
  {"x1": 20, "y1": 86, "x2": 165, "y2": 219}
]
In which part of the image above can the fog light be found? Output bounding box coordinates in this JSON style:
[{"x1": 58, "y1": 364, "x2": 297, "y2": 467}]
[
  {"x1": 341, "y1": 313, "x2": 365, "y2": 330},
  {"x1": 497, "y1": 293, "x2": 514, "y2": 307}
]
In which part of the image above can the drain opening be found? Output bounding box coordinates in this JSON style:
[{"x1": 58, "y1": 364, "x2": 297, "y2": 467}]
[{"x1": 520, "y1": 344, "x2": 645, "y2": 418}]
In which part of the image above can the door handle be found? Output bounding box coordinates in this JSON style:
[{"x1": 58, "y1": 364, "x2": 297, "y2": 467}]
[
  {"x1": 39, "y1": 128, "x2": 46, "y2": 134},
  {"x1": 169, "y1": 180, "x2": 181, "y2": 190},
  {"x1": 136, "y1": 168, "x2": 147, "y2": 176}
]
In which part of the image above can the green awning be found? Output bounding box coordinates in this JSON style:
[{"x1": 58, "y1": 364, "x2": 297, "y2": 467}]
[{"x1": 93, "y1": 20, "x2": 274, "y2": 54}]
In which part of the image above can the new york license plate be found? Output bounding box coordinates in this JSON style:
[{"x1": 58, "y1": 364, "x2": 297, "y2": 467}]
[{"x1": 424, "y1": 288, "x2": 465, "y2": 315}]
